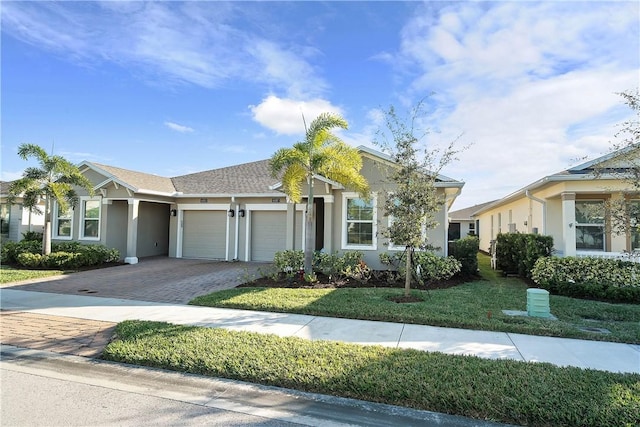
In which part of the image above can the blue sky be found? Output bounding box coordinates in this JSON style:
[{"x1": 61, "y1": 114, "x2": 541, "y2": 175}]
[{"x1": 2, "y1": 1, "x2": 638, "y2": 210}]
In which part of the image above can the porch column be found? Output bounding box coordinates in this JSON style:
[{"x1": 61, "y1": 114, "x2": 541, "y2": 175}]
[
  {"x1": 286, "y1": 202, "x2": 297, "y2": 250},
  {"x1": 323, "y1": 196, "x2": 334, "y2": 253},
  {"x1": 124, "y1": 199, "x2": 139, "y2": 264},
  {"x1": 561, "y1": 192, "x2": 576, "y2": 257}
]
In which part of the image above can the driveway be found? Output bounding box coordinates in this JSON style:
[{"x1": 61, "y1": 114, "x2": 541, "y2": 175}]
[{"x1": 2, "y1": 257, "x2": 266, "y2": 304}]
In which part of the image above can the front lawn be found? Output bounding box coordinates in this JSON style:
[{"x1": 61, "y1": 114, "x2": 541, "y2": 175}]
[
  {"x1": 0, "y1": 265, "x2": 63, "y2": 285},
  {"x1": 190, "y1": 254, "x2": 640, "y2": 344},
  {"x1": 103, "y1": 320, "x2": 640, "y2": 427}
]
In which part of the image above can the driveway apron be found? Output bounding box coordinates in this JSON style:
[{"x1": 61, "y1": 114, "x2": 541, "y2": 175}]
[{"x1": 2, "y1": 257, "x2": 266, "y2": 304}]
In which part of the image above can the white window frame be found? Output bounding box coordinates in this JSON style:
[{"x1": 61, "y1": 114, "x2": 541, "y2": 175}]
[
  {"x1": 79, "y1": 196, "x2": 102, "y2": 241},
  {"x1": 630, "y1": 200, "x2": 640, "y2": 251},
  {"x1": 53, "y1": 201, "x2": 73, "y2": 240},
  {"x1": 575, "y1": 200, "x2": 605, "y2": 251},
  {"x1": 342, "y1": 192, "x2": 377, "y2": 250}
]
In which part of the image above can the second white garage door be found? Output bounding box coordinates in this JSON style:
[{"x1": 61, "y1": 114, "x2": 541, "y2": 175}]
[
  {"x1": 250, "y1": 211, "x2": 302, "y2": 262},
  {"x1": 182, "y1": 211, "x2": 227, "y2": 259}
]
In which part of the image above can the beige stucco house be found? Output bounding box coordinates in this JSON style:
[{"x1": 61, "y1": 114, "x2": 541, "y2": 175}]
[
  {"x1": 0, "y1": 181, "x2": 45, "y2": 241},
  {"x1": 472, "y1": 146, "x2": 639, "y2": 258},
  {"x1": 3, "y1": 147, "x2": 464, "y2": 269}
]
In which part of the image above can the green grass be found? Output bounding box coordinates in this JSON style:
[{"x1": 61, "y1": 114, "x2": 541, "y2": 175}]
[
  {"x1": 0, "y1": 265, "x2": 64, "y2": 284},
  {"x1": 190, "y1": 254, "x2": 640, "y2": 344},
  {"x1": 104, "y1": 320, "x2": 640, "y2": 427}
]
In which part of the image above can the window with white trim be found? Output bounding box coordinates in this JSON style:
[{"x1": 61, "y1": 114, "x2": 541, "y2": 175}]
[
  {"x1": 575, "y1": 200, "x2": 605, "y2": 251},
  {"x1": 80, "y1": 198, "x2": 101, "y2": 240},
  {"x1": 53, "y1": 203, "x2": 73, "y2": 239},
  {"x1": 343, "y1": 193, "x2": 376, "y2": 249},
  {"x1": 631, "y1": 200, "x2": 640, "y2": 251}
]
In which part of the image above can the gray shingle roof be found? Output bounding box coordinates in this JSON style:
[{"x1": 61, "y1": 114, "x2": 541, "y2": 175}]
[
  {"x1": 171, "y1": 159, "x2": 279, "y2": 195},
  {"x1": 89, "y1": 163, "x2": 177, "y2": 194},
  {"x1": 449, "y1": 200, "x2": 498, "y2": 220}
]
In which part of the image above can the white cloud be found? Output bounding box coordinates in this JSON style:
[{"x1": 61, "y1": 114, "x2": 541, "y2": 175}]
[
  {"x1": 249, "y1": 95, "x2": 343, "y2": 135},
  {"x1": 1, "y1": 2, "x2": 327, "y2": 97},
  {"x1": 164, "y1": 121, "x2": 194, "y2": 133},
  {"x1": 391, "y1": 1, "x2": 639, "y2": 208}
]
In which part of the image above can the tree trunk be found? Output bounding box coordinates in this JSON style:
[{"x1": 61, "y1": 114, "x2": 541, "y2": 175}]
[
  {"x1": 404, "y1": 247, "x2": 412, "y2": 297},
  {"x1": 304, "y1": 177, "x2": 315, "y2": 275},
  {"x1": 43, "y1": 198, "x2": 52, "y2": 255}
]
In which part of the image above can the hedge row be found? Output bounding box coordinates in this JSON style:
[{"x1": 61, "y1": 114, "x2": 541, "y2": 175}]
[
  {"x1": 531, "y1": 256, "x2": 640, "y2": 303},
  {"x1": 496, "y1": 233, "x2": 553, "y2": 278},
  {"x1": 449, "y1": 236, "x2": 479, "y2": 276},
  {"x1": 1, "y1": 240, "x2": 120, "y2": 269}
]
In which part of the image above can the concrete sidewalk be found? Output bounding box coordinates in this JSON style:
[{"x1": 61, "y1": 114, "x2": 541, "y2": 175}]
[{"x1": 1, "y1": 289, "x2": 638, "y2": 374}]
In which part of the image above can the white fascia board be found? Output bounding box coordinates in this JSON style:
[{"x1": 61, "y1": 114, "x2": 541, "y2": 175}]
[
  {"x1": 471, "y1": 172, "x2": 628, "y2": 216},
  {"x1": 270, "y1": 176, "x2": 345, "y2": 190},
  {"x1": 173, "y1": 192, "x2": 285, "y2": 199}
]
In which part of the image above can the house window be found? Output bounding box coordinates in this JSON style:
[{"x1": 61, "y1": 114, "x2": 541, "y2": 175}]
[
  {"x1": 80, "y1": 198, "x2": 101, "y2": 240},
  {"x1": 54, "y1": 203, "x2": 73, "y2": 239},
  {"x1": 1, "y1": 204, "x2": 10, "y2": 239},
  {"x1": 575, "y1": 200, "x2": 605, "y2": 251},
  {"x1": 343, "y1": 193, "x2": 376, "y2": 249},
  {"x1": 631, "y1": 200, "x2": 640, "y2": 251}
]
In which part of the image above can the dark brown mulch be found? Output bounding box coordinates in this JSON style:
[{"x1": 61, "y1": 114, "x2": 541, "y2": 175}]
[{"x1": 239, "y1": 271, "x2": 478, "y2": 291}]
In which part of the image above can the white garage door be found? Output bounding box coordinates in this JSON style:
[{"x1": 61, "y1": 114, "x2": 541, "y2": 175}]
[
  {"x1": 182, "y1": 211, "x2": 227, "y2": 259},
  {"x1": 251, "y1": 211, "x2": 303, "y2": 261}
]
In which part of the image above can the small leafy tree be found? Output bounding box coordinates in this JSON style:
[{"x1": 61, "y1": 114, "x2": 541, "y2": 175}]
[
  {"x1": 592, "y1": 89, "x2": 640, "y2": 245},
  {"x1": 8, "y1": 143, "x2": 94, "y2": 255},
  {"x1": 270, "y1": 113, "x2": 369, "y2": 274},
  {"x1": 375, "y1": 102, "x2": 461, "y2": 297}
]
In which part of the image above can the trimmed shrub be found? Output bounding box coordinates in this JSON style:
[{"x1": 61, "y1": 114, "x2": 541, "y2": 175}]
[
  {"x1": 273, "y1": 250, "x2": 304, "y2": 275},
  {"x1": 380, "y1": 251, "x2": 461, "y2": 285},
  {"x1": 4, "y1": 240, "x2": 120, "y2": 269},
  {"x1": 43, "y1": 252, "x2": 84, "y2": 269},
  {"x1": 496, "y1": 233, "x2": 553, "y2": 278},
  {"x1": 449, "y1": 236, "x2": 479, "y2": 276},
  {"x1": 531, "y1": 256, "x2": 640, "y2": 303},
  {"x1": 1, "y1": 240, "x2": 42, "y2": 264},
  {"x1": 21, "y1": 231, "x2": 43, "y2": 242},
  {"x1": 314, "y1": 250, "x2": 365, "y2": 281},
  {"x1": 16, "y1": 252, "x2": 43, "y2": 268}
]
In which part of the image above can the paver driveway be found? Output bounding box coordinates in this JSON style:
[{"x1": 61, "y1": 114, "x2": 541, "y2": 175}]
[{"x1": 2, "y1": 257, "x2": 266, "y2": 304}]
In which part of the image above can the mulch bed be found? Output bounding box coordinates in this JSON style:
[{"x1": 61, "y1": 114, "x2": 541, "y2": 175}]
[{"x1": 239, "y1": 271, "x2": 477, "y2": 291}]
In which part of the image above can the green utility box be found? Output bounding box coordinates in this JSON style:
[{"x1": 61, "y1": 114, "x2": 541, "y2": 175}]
[{"x1": 527, "y1": 288, "x2": 550, "y2": 318}]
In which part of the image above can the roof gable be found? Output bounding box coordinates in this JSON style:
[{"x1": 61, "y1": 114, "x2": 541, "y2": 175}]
[
  {"x1": 81, "y1": 162, "x2": 176, "y2": 195},
  {"x1": 567, "y1": 143, "x2": 639, "y2": 173},
  {"x1": 357, "y1": 145, "x2": 463, "y2": 184}
]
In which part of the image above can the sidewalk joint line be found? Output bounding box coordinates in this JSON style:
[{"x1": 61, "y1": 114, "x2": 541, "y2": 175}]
[
  {"x1": 396, "y1": 324, "x2": 406, "y2": 348},
  {"x1": 506, "y1": 333, "x2": 526, "y2": 362}
]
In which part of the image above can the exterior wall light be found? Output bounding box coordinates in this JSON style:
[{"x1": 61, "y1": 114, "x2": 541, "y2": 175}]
[
  {"x1": 170, "y1": 209, "x2": 177, "y2": 217},
  {"x1": 238, "y1": 209, "x2": 245, "y2": 218},
  {"x1": 228, "y1": 209, "x2": 235, "y2": 218}
]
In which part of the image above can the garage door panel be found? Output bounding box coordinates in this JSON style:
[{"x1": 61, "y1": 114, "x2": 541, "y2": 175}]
[
  {"x1": 251, "y1": 211, "x2": 285, "y2": 262},
  {"x1": 183, "y1": 211, "x2": 226, "y2": 259}
]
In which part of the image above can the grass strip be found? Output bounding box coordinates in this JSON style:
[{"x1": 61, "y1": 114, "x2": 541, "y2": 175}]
[
  {"x1": 103, "y1": 320, "x2": 640, "y2": 427},
  {"x1": 0, "y1": 266, "x2": 63, "y2": 284},
  {"x1": 190, "y1": 284, "x2": 640, "y2": 344}
]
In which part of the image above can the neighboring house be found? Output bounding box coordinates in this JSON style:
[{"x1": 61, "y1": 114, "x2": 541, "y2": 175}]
[
  {"x1": 472, "y1": 147, "x2": 639, "y2": 257},
  {"x1": 0, "y1": 181, "x2": 45, "y2": 241},
  {"x1": 448, "y1": 201, "x2": 496, "y2": 241},
  {"x1": 2, "y1": 146, "x2": 464, "y2": 268}
]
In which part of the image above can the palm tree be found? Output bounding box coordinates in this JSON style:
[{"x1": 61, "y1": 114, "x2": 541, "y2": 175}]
[
  {"x1": 8, "y1": 143, "x2": 94, "y2": 255},
  {"x1": 270, "y1": 112, "x2": 369, "y2": 274}
]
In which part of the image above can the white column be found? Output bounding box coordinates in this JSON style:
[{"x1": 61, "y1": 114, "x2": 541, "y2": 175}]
[
  {"x1": 324, "y1": 195, "x2": 334, "y2": 253},
  {"x1": 286, "y1": 203, "x2": 297, "y2": 250},
  {"x1": 124, "y1": 199, "x2": 139, "y2": 264},
  {"x1": 561, "y1": 192, "x2": 576, "y2": 257}
]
